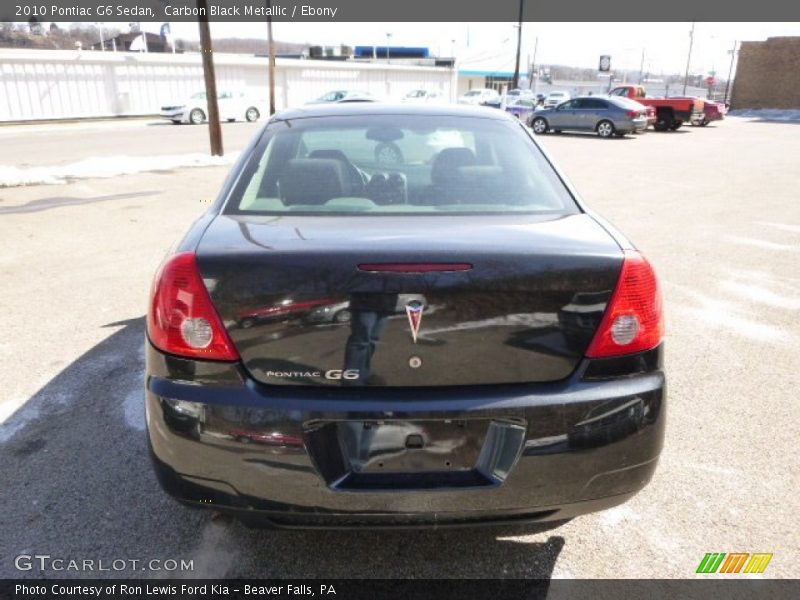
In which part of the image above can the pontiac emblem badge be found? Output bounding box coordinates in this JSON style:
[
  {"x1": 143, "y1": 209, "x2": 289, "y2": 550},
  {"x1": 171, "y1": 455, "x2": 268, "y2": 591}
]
[{"x1": 405, "y1": 301, "x2": 424, "y2": 343}]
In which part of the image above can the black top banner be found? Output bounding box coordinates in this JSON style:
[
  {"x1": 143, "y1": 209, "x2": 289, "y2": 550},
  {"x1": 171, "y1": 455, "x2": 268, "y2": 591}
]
[{"x1": 4, "y1": 0, "x2": 800, "y2": 22}]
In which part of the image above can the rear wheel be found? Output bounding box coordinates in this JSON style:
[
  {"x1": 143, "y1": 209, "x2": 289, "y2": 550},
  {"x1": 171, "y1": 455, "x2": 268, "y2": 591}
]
[
  {"x1": 654, "y1": 108, "x2": 673, "y2": 132},
  {"x1": 333, "y1": 309, "x2": 352, "y2": 324},
  {"x1": 596, "y1": 120, "x2": 615, "y2": 138},
  {"x1": 531, "y1": 117, "x2": 548, "y2": 134},
  {"x1": 245, "y1": 107, "x2": 260, "y2": 122},
  {"x1": 189, "y1": 108, "x2": 205, "y2": 125},
  {"x1": 669, "y1": 120, "x2": 683, "y2": 130}
]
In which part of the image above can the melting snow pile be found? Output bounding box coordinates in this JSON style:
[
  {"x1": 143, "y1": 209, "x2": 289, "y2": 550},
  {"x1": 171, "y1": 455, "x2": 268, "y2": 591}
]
[
  {"x1": 0, "y1": 152, "x2": 239, "y2": 188},
  {"x1": 728, "y1": 109, "x2": 800, "y2": 122}
]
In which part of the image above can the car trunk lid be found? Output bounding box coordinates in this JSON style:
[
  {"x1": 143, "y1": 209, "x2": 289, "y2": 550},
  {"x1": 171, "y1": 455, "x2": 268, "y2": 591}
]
[{"x1": 196, "y1": 213, "x2": 622, "y2": 387}]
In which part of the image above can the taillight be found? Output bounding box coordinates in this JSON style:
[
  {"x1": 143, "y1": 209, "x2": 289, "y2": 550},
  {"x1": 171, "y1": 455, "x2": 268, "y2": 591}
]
[
  {"x1": 586, "y1": 250, "x2": 664, "y2": 358},
  {"x1": 626, "y1": 110, "x2": 640, "y2": 118},
  {"x1": 147, "y1": 252, "x2": 239, "y2": 361}
]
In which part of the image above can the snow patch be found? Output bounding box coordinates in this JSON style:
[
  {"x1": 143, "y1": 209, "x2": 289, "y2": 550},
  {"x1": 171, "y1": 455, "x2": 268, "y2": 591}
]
[
  {"x1": 728, "y1": 109, "x2": 800, "y2": 122},
  {"x1": 0, "y1": 152, "x2": 239, "y2": 188}
]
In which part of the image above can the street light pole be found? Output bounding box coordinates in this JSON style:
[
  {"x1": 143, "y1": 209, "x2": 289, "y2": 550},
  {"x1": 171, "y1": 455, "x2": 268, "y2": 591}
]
[
  {"x1": 512, "y1": 0, "x2": 524, "y2": 89},
  {"x1": 723, "y1": 40, "x2": 738, "y2": 106},
  {"x1": 267, "y1": 0, "x2": 276, "y2": 115},
  {"x1": 197, "y1": 0, "x2": 223, "y2": 156},
  {"x1": 682, "y1": 22, "x2": 695, "y2": 96}
]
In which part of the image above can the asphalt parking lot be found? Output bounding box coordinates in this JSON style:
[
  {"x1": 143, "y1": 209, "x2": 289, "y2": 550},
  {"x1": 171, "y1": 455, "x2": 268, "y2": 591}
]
[{"x1": 1, "y1": 117, "x2": 798, "y2": 579}]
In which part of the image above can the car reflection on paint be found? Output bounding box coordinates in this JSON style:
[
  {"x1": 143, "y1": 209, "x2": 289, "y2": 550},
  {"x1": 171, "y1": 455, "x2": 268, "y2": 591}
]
[
  {"x1": 305, "y1": 294, "x2": 427, "y2": 325},
  {"x1": 237, "y1": 298, "x2": 337, "y2": 328}
]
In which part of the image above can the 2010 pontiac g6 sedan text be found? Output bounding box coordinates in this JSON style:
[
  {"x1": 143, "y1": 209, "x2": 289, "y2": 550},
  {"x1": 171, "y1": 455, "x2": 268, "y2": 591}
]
[{"x1": 145, "y1": 104, "x2": 665, "y2": 528}]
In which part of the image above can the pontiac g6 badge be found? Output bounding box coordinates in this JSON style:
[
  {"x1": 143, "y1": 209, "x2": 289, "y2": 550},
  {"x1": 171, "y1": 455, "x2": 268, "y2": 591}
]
[{"x1": 405, "y1": 301, "x2": 424, "y2": 343}]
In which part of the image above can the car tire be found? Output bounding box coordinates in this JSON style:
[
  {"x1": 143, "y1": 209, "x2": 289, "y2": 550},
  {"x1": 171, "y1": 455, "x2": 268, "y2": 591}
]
[
  {"x1": 189, "y1": 108, "x2": 206, "y2": 125},
  {"x1": 245, "y1": 107, "x2": 260, "y2": 122},
  {"x1": 240, "y1": 318, "x2": 255, "y2": 329},
  {"x1": 654, "y1": 109, "x2": 673, "y2": 132},
  {"x1": 669, "y1": 121, "x2": 683, "y2": 130},
  {"x1": 333, "y1": 309, "x2": 352, "y2": 324},
  {"x1": 596, "y1": 120, "x2": 615, "y2": 138},
  {"x1": 531, "y1": 117, "x2": 548, "y2": 134}
]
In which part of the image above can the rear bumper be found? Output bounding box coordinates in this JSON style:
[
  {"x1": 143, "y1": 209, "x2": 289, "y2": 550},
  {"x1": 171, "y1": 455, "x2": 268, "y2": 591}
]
[
  {"x1": 146, "y1": 342, "x2": 665, "y2": 527},
  {"x1": 621, "y1": 118, "x2": 649, "y2": 132}
]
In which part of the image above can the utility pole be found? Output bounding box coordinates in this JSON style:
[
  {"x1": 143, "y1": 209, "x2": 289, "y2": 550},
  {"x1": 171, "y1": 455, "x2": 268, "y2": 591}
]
[
  {"x1": 511, "y1": 0, "x2": 524, "y2": 89},
  {"x1": 530, "y1": 36, "x2": 538, "y2": 93},
  {"x1": 638, "y1": 48, "x2": 645, "y2": 84},
  {"x1": 723, "y1": 40, "x2": 738, "y2": 106},
  {"x1": 197, "y1": 0, "x2": 223, "y2": 156},
  {"x1": 682, "y1": 22, "x2": 695, "y2": 96},
  {"x1": 267, "y1": 0, "x2": 276, "y2": 115}
]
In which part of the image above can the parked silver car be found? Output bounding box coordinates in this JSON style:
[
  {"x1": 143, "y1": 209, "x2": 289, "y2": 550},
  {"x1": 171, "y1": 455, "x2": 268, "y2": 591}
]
[{"x1": 528, "y1": 96, "x2": 648, "y2": 138}]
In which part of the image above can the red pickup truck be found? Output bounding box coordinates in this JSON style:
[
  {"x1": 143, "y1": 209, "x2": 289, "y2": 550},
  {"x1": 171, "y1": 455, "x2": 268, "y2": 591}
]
[{"x1": 609, "y1": 85, "x2": 705, "y2": 131}]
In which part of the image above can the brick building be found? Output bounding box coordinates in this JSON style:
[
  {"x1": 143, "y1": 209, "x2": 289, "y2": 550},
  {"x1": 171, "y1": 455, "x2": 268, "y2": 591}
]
[{"x1": 731, "y1": 37, "x2": 800, "y2": 110}]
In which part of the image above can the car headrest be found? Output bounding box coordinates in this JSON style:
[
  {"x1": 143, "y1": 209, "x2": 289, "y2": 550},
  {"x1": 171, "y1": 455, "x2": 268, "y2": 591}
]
[
  {"x1": 431, "y1": 147, "x2": 477, "y2": 186},
  {"x1": 308, "y1": 149, "x2": 351, "y2": 164},
  {"x1": 279, "y1": 158, "x2": 349, "y2": 206}
]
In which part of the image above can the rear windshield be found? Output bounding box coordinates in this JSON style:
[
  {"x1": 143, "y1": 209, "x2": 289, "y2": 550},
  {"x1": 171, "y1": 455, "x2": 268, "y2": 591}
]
[{"x1": 224, "y1": 114, "x2": 578, "y2": 216}]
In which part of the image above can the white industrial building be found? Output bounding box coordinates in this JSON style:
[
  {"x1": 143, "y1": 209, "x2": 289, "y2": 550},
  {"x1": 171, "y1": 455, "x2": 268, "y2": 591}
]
[{"x1": 0, "y1": 48, "x2": 457, "y2": 122}]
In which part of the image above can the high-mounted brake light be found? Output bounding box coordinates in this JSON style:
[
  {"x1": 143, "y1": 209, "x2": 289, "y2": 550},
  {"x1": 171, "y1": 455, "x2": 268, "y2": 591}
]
[
  {"x1": 147, "y1": 252, "x2": 239, "y2": 361},
  {"x1": 585, "y1": 250, "x2": 664, "y2": 358},
  {"x1": 358, "y1": 263, "x2": 473, "y2": 273}
]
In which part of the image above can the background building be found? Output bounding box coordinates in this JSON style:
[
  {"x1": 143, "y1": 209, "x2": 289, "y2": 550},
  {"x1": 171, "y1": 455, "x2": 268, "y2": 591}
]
[
  {"x1": 0, "y1": 48, "x2": 456, "y2": 121},
  {"x1": 730, "y1": 37, "x2": 800, "y2": 110}
]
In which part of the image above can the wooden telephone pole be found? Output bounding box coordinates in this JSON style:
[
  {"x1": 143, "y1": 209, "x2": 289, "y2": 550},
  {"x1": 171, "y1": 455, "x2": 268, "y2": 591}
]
[
  {"x1": 197, "y1": 0, "x2": 223, "y2": 156},
  {"x1": 512, "y1": 0, "x2": 524, "y2": 90}
]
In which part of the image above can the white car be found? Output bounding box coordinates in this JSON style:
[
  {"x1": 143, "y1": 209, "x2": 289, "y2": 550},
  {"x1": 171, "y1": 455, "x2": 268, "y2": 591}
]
[
  {"x1": 543, "y1": 91, "x2": 571, "y2": 109},
  {"x1": 306, "y1": 90, "x2": 377, "y2": 104},
  {"x1": 457, "y1": 88, "x2": 500, "y2": 106},
  {"x1": 160, "y1": 91, "x2": 262, "y2": 125},
  {"x1": 401, "y1": 89, "x2": 445, "y2": 103}
]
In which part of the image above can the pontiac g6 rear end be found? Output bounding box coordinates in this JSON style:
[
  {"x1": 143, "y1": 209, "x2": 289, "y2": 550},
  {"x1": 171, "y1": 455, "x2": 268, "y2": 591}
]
[{"x1": 145, "y1": 104, "x2": 665, "y2": 528}]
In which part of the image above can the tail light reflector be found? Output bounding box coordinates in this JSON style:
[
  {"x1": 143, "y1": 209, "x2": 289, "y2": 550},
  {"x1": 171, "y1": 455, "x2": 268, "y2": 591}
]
[
  {"x1": 147, "y1": 252, "x2": 239, "y2": 361},
  {"x1": 586, "y1": 250, "x2": 664, "y2": 358}
]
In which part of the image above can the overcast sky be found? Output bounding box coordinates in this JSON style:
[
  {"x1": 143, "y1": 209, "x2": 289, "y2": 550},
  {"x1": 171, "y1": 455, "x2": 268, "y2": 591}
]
[{"x1": 141, "y1": 21, "x2": 798, "y2": 76}]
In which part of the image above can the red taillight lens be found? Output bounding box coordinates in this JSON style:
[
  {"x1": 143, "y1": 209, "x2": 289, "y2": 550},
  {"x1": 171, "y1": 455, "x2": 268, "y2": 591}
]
[
  {"x1": 147, "y1": 252, "x2": 239, "y2": 361},
  {"x1": 626, "y1": 110, "x2": 639, "y2": 118},
  {"x1": 586, "y1": 250, "x2": 664, "y2": 358}
]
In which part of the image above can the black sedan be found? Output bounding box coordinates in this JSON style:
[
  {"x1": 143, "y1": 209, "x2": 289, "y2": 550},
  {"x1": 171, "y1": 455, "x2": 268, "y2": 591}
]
[{"x1": 146, "y1": 103, "x2": 665, "y2": 528}]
